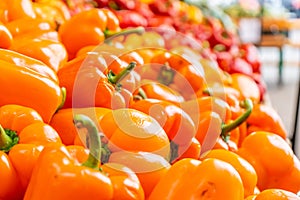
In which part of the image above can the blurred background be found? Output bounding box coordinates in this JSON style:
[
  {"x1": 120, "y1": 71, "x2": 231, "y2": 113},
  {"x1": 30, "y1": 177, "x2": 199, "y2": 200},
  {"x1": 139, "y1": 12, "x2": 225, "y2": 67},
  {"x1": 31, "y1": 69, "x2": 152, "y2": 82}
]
[{"x1": 186, "y1": 0, "x2": 300, "y2": 155}]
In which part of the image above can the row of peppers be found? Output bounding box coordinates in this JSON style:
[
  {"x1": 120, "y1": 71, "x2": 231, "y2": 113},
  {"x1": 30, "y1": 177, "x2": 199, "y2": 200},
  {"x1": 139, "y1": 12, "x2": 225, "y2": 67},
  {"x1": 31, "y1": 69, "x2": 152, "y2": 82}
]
[{"x1": 0, "y1": 0, "x2": 299, "y2": 199}]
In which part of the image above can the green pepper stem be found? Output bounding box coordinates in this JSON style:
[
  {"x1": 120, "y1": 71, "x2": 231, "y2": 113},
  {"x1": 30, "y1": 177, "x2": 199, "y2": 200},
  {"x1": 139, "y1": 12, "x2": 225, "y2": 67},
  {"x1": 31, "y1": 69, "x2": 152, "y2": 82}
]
[
  {"x1": 74, "y1": 114, "x2": 101, "y2": 169},
  {"x1": 157, "y1": 65, "x2": 175, "y2": 86},
  {"x1": 221, "y1": 98, "x2": 253, "y2": 139},
  {"x1": 104, "y1": 26, "x2": 145, "y2": 38},
  {"x1": 133, "y1": 88, "x2": 148, "y2": 100},
  {"x1": 0, "y1": 125, "x2": 19, "y2": 152},
  {"x1": 107, "y1": 62, "x2": 136, "y2": 85}
]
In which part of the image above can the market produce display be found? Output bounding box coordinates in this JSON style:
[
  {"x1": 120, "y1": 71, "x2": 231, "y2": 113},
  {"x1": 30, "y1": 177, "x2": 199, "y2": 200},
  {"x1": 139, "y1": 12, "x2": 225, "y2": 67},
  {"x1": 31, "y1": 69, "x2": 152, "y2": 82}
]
[{"x1": 0, "y1": 0, "x2": 299, "y2": 199}]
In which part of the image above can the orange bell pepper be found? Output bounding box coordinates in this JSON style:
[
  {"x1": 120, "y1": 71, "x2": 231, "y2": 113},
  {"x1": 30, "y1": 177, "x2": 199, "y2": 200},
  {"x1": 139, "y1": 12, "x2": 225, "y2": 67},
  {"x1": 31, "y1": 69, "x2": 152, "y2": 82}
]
[
  {"x1": 15, "y1": 30, "x2": 60, "y2": 42},
  {"x1": 0, "y1": 151, "x2": 22, "y2": 200},
  {"x1": 148, "y1": 158, "x2": 244, "y2": 199},
  {"x1": 5, "y1": 18, "x2": 56, "y2": 37},
  {"x1": 245, "y1": 189, "x2": 300, "y2": 200},
  {"x1": 58, "y1": 8, "x2": 121, "y2": 58},
  {"x1": 135, "y1": 80, "x2": 185, "y2": 104},
  {"x1": 246, "y1": 103, "x2": 287, "y2": 139},
  {"x1": 58, "y1": 53, "x2": 136, "y2": 109},
  {"x1": 0, "y1": 48, "x2": 58, "y2": 82},
  {"x1": 0, "y1": 60, "x2": 64, "y2": 123},
  {"x1": 0, "y1": 21, "x2": 12, "y2": 49},
  {"x1": 0, "y1": 104, "x2": 43, "y2": 135},
  {"x1": 237, "y1": 131, "x2": 300, "y2": 193},
  {"x1": 201, "y1": 149, "x2": 258, "y2": 198},
  {"x1": 229, "y1": 73, "x2": 261, "y2": 104},
  {"x1": 182, "y1": 97, "x2": 253, "y2": 154},
  {"x1": 109, "y1": 150, "x2": 170, "y2": 198},
  {"x1": 24, "y1": 114, "x2": 114, "y2": 200},
  {"x1": 32, "y1": 0, "x2": 71, "y2": 26},
  {"x1": 181, "y1": 96, "x2": 232, "y2": 122},
  {"x1": 65, "y1": 144, "x2": 145, "y2": 200},
  {"x1": 0, "y1": 104, "x2": 62, "y2": 197},
  {"x1": 9, "y1": 38, "x2": 68, "y2": 72},
  {"x1": 0, "y1": 1, "x2": 8, "y2": 23},
  {"x1": 175, "y1": 137, "x2": 201, "y2": 161},
  {"x1": 49, "y1": 107, "x2": 111, "y2": 145},
  {"x1": 99, "y1": 108, "x2": 170, "y2": 160},
  {"x1": 148, "y1": 50, "x2": 205, "y2": 100},
  {"x1": 6, "y1": 0, "x2": 36, "y2": 21},
  {"x1": 101, "y1": 162, "x2": 145, "y2": 200},
  {"x1": 130, "y1": 98, "x2": 196, "y2": 162}
]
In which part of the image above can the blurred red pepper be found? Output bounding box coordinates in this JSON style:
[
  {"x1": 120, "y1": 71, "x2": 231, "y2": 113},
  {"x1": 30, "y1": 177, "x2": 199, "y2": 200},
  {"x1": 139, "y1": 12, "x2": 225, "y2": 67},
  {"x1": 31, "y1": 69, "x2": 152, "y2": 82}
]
[
  {"x1": 209, "y1": 29, "x2": 237, "y2": 50},
  {"x1": 214, "y1": 49, "x2": 233, "y2": 72},
  {"x1": 113, "y1": 10, "x2": 148, "y2": 28},
  {"x1": 148, "y1": 0, "x2": 181, "y2": 17},
  {"x1": 229, "y1": 57, "x2": 253, "y2": 77},
  {"x1": 252, "y1": 73, "x2": 267, "y2": 102},
  {"x1": 239, "y1": 43, "x2": 261, "y2": 73}
]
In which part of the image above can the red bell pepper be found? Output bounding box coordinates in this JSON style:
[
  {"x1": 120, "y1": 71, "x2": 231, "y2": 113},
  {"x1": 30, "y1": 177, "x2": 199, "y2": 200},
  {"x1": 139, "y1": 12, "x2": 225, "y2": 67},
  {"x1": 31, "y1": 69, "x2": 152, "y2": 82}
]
[
  {"x1": 113, "y1": 10, "x2": 148, "y2": 28},
  {"x1": 239, "y1": 43, "x2": 261, "y2": 73},
  {"x1": 229, "y1": 57, "x2": 253, "y2": 77}
]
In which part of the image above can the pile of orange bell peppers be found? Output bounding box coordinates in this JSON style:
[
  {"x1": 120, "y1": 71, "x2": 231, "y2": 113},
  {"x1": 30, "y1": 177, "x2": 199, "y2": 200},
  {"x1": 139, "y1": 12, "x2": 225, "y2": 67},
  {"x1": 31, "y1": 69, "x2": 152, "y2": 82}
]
[{"x1": 0, "y1": 0, "x2": 299, "y2": 199}]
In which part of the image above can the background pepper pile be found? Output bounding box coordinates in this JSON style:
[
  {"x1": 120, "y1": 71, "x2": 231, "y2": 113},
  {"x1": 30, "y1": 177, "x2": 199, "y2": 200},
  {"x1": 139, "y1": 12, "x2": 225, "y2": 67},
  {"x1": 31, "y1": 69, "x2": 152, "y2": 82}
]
[{"x1": 0, "y1": 0, "x2": 299, "y2": 200}]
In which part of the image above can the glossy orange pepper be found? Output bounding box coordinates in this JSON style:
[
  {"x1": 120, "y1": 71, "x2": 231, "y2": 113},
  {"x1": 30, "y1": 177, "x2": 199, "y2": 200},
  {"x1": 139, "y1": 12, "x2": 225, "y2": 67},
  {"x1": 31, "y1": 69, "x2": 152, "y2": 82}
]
[
  {"x1": 24, "y1": 114, "x2": 114, "y2": 200},
  {"x1": 6, "y1": 0, "x2": 36, "y2": 21},
  {"x1": 130, "y1": 98, "x2": 196, "y2": 162},
  {"x1": 0, "y1": 151, "x2": 22, "y2": 200},
  {"x1": 181, "y1": 96, "x2": 232, "y2": 122},
  {"x1": 0, "y1": 21, "x2": 12, "y2": 49},
  {"x1": 0, "y1": 1, "x2": 8, "y2": 23},
  {"x1": 0, "y1": 48, "x2": 58, "y2": 82},
  {"x1": 101, "y1": 163, "x2": 145, "y2": 200},
  {"x1": 0, "y1": 60, "x2": 64, "y2": 123},
  {"x1": 58, "y1": 53, "x2": 135, "y2": 109},
  {"x1": 32, "y1": 0, "x2": 71, "y2": 26},
  {"x1": 104, "y1": 53, "x2": 141, "y2": 94},
  {"x1": 49, "y1": 107, "x2": 111, "y2": 145},
  {"x1": 0, "y1": 104, "x2": 43, "y2": 134},
  {"x1": 175, "y1": 137, "x2": 201, "y2": 161},
  {"x1": 237, "y1": 131, "x2": 300, "y2": 193},
  {"x1": 246, "y1": 103, "x2": 287, "y2": 139},
  {"x1": 0, "y1": 104, "x2": 62, "y2": 197},
  {"x1": 58, "y1": 8, "x2": 121, "y2": 58},
  {"x1": 201, "y1": 149, "x2": 257, "y2": 198},
  {"x1": 194, "y1": 111, "x2": 223, "y2": 153},
  {"x1": 229, "y1": 73, "x2": 261, "y2": 104},
  {"x1": 14, "y1": 30, "x2": 60, "y2": 42},
  {"x1": 66, "y1": 144, "x2": 145, "y2": 200},
  {"x1": 212, "y1": 136, "x2": 238, "y2": 152},
  {"x1": 135, "y1": 80, "x2": 185, "y2": 105},
  {"x1": 9, "y1": 38, "x2": 68, "y2": 72},
  {"x1": 8, "y1": 123, "x2": 61, "y2": 197},
  {"x1": 109, "y1": 151, "x2": 170, "y2": 198},
  {"x1": 148, "y1": 158, "x2": 244, "y2": 199},
  {"x1": 182, "y1": 98, "x2": 253, "y2": 154},
  {"x1": 245, "y1": 189, "x2": 300, "y2": 200},
  {"x1": 149, "y1": 50, "x2": 205, "y2": 100},
  {"x1": 5, "y1": 18, "x2": 56, "y2": 37},
  {"x1": 99, "y1": 108, "x2": 170, "y2": 160}
]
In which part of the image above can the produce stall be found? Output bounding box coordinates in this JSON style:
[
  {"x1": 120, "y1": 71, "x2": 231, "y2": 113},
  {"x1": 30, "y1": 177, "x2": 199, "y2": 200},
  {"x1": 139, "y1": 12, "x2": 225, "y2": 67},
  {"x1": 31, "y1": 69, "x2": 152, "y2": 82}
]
[{"x1": 0, "y1": 0, "x2": 299, "y2": 199}]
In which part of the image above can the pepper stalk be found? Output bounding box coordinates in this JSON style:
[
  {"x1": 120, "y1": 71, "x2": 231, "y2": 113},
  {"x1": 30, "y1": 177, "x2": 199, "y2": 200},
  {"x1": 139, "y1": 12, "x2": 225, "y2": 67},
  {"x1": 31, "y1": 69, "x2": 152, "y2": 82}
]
[
  {"x1": 221, "y1": 98, "x2": 253, "y2": 141},
  {"x1": 73, "y1": 114, "x2": 102, "y2": 169},
  {"x1": 107, "y1": 61, "x2": 137, "y2": 91},
  {"x1": 0, "y1": 125, "x2": 19, "y2": 152}
]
